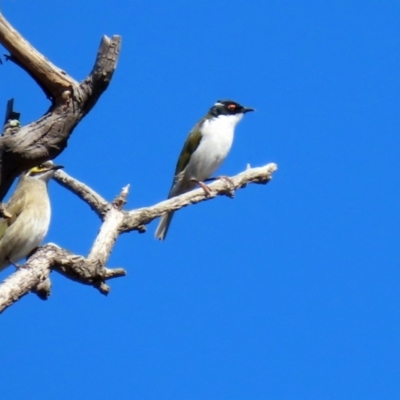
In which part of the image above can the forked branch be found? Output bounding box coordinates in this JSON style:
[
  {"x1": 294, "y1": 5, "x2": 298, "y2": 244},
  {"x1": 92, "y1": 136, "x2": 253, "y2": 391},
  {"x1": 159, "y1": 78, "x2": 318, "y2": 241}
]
[
  {"x1": 0, "y1": 12, "x2": 121, "y2": 200},
  {"x1": 0, "y1": 12, "x2": 278, "y2": 314},
  {"x1": 0, "y1": 163, "x2": 277, "y2": 313}
]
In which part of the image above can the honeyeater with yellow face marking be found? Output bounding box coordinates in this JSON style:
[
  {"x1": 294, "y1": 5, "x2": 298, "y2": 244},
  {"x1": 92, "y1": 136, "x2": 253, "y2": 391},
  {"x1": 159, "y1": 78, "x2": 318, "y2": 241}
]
[
  {"x1": 155, "y1": 100, "x2": 254, "y2": 240},
  {"x1": 0, "y1": 161, "x2": 63, "y2": 271}
]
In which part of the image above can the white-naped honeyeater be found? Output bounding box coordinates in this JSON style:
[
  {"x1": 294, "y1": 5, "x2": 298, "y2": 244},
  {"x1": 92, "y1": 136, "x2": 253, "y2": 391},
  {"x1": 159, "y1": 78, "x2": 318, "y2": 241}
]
[{"x1": 155, "y1": 100, "x2": 254, "y2": 240}]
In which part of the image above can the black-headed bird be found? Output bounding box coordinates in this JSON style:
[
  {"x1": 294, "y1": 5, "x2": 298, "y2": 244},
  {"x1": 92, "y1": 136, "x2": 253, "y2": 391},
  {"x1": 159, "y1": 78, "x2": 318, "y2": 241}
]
[{"x1": 155, "y1": 100, "x2": 254, "y2": 240}]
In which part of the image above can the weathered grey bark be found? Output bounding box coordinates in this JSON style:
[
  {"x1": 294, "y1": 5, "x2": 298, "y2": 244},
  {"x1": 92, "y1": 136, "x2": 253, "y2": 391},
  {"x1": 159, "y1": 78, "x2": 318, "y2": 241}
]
[
  {"x1": 0, "y1": 12, "x2": 121, "y2": 200},
  {"x1": 0, "y1": 12, "x2": 278, "y2": 313}
]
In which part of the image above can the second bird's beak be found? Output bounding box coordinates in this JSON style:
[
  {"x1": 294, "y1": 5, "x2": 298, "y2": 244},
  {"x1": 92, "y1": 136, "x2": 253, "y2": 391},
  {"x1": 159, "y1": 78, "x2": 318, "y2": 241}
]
[
  {"x1": 51, "y1": 165, "x2": 64, "y2": 171},
  {"x1": 242, "y1": 107, "x2": 255, "y2": 113}
]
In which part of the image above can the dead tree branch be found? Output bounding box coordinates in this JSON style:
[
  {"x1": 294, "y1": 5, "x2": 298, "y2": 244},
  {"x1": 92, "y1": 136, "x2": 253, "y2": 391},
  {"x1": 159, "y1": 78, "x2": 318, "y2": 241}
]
[
  {"x1": 0, "y1": 12, "x2": 278, "y2": 314},
  {"x1": 0, "y1": 12, "x2": 121, "y2": 200},
  {"x1": 53, "y1": 170, "x2": 110, "y2": 219},
  {"x1": 0, "y1": 163, "x2": 277, "y2": 313},
  {"x1": 121, "y1": 163, "x2": 278, "y2": 232}
]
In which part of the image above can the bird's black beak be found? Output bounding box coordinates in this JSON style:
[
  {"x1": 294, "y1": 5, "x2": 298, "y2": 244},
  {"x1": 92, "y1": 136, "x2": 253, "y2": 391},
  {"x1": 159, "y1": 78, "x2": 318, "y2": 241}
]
[
  {"x1": 242, "y1": 107, "x2": 255, "y2": 113},
  {"x1": 51, "y1": 165, "x2": 64, "y2": 171}
]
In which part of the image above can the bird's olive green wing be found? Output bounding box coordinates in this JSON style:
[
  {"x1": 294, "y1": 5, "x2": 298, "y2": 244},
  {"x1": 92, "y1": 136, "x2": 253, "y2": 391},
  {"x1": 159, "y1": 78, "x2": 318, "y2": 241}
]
[
  {"x1": 0, "y1": 218, "x2": 9, "y2": 240},
  {"x1": 0, "y1": 186, "x2": 26, "y2": 240},
  {"x1": 174, "y1": 127, "x2": 202, "y2": 176},
  {"x1": 0, "y1": 209, "x2": 17, "y2": 240}
]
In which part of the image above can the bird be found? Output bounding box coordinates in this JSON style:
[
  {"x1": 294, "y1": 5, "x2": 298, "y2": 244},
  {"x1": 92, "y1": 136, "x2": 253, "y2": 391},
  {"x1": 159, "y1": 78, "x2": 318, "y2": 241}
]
[
  {"x1": 155, "y1": 99, "x2": 254, "y2": 240},
  {"x1": 0, "y1": 161, "x2": 63, "y2": 272}
]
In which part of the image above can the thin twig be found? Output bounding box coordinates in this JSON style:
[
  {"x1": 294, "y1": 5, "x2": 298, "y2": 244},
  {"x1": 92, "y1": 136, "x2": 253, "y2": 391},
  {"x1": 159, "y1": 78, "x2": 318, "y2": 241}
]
[{"x1": 54, "y1": 170, "x2": 109, "y2": 219}]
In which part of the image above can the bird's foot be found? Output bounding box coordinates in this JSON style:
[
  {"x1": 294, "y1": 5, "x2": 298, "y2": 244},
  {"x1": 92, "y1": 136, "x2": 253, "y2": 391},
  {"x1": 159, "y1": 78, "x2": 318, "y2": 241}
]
[
  {"x1": 217, "y1": 175, "x2": 235, "y2": 187},
  {"x1": 191, "y1": 179, "x2": 212, "y2": 196},
  {"x1": 205, "y1": 176, "x2": 235, "y2": 198},
  {"x1": 205, "y1": 175, "x2": 234, "y2": 186}
]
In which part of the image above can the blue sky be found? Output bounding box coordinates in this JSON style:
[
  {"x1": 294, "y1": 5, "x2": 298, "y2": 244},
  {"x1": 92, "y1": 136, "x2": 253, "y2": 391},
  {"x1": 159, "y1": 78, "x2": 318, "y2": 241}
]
[{"x1": 1, "y1": 1, "x2": 400, "y2": 399}]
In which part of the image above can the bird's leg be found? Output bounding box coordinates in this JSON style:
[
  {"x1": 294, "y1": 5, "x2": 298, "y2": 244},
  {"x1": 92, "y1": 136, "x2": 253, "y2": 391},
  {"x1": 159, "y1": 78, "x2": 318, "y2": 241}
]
[
  {"x1": 7, "y1": 257, "x2": 22, "y2": 269},
  {"x1": 190, "y1": 179, "x2": 212, "y2": 196},
  {"x1": 204, "y1": 176, "x2": 235, "y2": 198},
  {"x1": 6, "y1": 247, "x2": 39, "y2": 269},
  {"x1": 205, "y1": 176, "x2": 235, "y2": 186}
]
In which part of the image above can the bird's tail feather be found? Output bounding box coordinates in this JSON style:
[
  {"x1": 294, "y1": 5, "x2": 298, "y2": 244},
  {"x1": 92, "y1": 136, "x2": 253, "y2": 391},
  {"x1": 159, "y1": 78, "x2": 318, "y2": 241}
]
[{"x1": 155, "y1": 211, "x2": 175, "y2": 241}]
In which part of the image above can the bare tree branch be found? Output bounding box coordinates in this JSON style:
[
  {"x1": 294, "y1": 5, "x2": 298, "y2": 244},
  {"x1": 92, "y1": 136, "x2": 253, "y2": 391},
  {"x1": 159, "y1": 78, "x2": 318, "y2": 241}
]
[
  {"x1": 0, "y1": 162, "x2": 277, "y2": 313},
  {"x1": 0, "y1": 246, "x2": 54, "y2": 311},
  {"x1": 0, "y1": 12, "x2": 278, "y2": 314},
  {"x1": 121, "y1": 163, "x2": 278, "y2": 232},
  {"x1": 0, "y1": 243, "x2": 127, "y2": 312},
  {"x1": 87, "y1": 186, "x2": 129, "y2": 264},
  {"x1": 0, "y1": 12, "x2": 121, "y2": 200},
  {"x1": 54, "y1": 170, "x2": 109, "y2": 219},
  {"x1": 0, "y1": 14, "x2": 76, "y2": 100}
]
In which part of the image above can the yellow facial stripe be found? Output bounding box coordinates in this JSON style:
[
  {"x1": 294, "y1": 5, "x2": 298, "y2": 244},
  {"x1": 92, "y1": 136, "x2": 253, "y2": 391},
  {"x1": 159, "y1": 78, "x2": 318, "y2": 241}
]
[{"x1": 29, "y1": 165, "x2": 49, "y2": 174}]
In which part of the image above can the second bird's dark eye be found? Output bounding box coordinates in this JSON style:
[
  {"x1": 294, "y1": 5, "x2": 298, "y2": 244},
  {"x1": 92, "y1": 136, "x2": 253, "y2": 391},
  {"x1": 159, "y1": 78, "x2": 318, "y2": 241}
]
[{"x1": 227, "y1": 104, "x2": 236, "y2": 110}]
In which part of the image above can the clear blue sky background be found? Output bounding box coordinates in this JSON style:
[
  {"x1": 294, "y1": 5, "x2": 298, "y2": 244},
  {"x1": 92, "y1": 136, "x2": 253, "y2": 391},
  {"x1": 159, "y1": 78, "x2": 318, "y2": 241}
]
[{"x1": 1, "y1": 1, "x2": 400, "y2": 399}]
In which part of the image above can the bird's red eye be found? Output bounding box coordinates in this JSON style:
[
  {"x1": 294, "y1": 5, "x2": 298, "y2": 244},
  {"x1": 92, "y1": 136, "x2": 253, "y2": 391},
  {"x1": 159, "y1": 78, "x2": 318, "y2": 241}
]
[{"x1": 227, "y1": 104, "x2": 236, "y2": 110}]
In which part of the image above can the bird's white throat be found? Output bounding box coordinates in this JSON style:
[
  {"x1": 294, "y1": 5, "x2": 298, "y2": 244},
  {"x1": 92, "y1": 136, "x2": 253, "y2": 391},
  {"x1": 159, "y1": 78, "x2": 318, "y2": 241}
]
[
  {"x1": 201, "y1": 113, "x2": 244, "y2": 138},
  {"x1": 182, "y1": 112, "x2": 244, "y2": 183}
]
